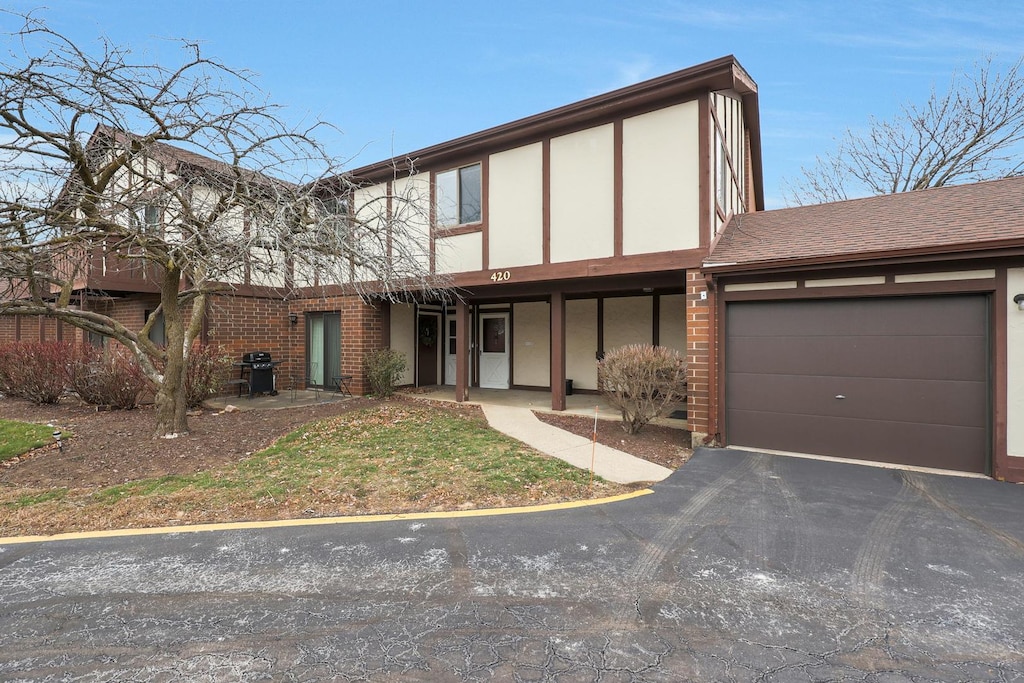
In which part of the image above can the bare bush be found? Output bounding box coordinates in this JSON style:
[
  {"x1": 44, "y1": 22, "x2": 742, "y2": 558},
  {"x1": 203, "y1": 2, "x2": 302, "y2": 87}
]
[
  {"x1": 0, "y1": 341, "x2": 72, "y2": 404},
  {"x1": 68, "y1": 344, "x2": 148, "y2": 409},
  {"x1": 185, "y1": 344, "x2": 233, "y2": 408},
  {"x1": 598, "y1": 344, "x2": 687, "y2": 435},
  {"x1": 364, "y1": 349, "x2": 407, "y2": 398}
]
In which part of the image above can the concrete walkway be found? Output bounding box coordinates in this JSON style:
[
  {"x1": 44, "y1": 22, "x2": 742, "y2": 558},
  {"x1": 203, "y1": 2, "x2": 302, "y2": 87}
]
[{"x1": 481, "y1": 403, "x2": 673, "y2": 484}]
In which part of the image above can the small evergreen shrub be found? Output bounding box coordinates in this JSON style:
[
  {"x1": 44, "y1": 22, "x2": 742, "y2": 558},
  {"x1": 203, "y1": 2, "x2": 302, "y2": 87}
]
[
  {"x1": 0, "y1": 341, "x2": 72, "y2": 405},
  {"x1": 68, "y1": 343, "x2": 148, "y2": 409},
  {"x1": 597, "y1": 344, "x2": 687, "y2": 434},
  {"x1": 185, "y1": 343, "x2": 233, "y2": 408},
  {"x1": 363, "y1": 349, "x2": 407, "y2": 398}
]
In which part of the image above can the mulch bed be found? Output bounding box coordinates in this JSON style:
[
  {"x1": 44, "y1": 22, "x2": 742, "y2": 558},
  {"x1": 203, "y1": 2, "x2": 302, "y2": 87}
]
[{"x1": 533, "y1": 411, "x2": 692, "y2": 470}]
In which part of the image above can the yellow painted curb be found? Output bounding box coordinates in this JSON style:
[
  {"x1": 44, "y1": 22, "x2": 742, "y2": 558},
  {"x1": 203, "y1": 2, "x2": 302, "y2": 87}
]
[{"x1": 0, "y1": 489, "x2": 654, "y2": 546}]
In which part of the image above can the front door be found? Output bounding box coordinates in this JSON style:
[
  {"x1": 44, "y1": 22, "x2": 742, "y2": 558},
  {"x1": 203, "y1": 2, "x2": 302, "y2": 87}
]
[
  {"x1": 479, "y1": 313, "x2": 510, "y2": 389},
  {"x1": 417, "y1": 313, "x2": 440, "y2": 386}
]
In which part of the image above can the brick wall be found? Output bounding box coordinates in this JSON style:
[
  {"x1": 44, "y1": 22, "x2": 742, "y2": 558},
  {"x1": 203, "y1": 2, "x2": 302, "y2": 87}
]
[{"x1": 685, "y1": 270, "x2": 710, "y2": 445}]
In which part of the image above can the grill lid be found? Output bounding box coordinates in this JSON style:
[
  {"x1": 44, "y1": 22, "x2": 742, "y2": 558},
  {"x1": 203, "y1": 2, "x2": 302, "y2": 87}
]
[{"x1": 242, "y1": 351, "x2": 271, "y2": 364}]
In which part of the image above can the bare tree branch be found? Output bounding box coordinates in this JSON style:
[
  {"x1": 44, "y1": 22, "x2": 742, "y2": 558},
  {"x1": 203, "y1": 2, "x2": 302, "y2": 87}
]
[{"x1": 785, "y1": 57, "x2": 1024, "y2": 205}]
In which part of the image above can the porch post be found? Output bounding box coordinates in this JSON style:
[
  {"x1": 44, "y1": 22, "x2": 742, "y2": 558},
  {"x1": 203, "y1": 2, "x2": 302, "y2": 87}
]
[
  {"x1": 455, "y1": 298, "x2": 469, "y2": 402},
  {"x1": 550, "y1": 291, "x2": 566, "y2": 411}
]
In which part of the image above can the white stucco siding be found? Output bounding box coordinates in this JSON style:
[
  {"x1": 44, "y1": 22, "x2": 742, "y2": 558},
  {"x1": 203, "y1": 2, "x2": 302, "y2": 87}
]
[
  {"x1": 351, "y1": 183, "x2": 390, "y2": 283},
  {"x1": 550, "y1": 125, "x2": 614, "y2": 263},
  {"x1": 489, "y1": 143, "x2": 544, "y2": 268},
  {"x1": 658, "y1": 294, "x2": 686, "y2": 354},
  {"x1": 390, "y1": 303, "x2": 416, "y2": 386},
  {"x1": 1008, "y1": 268, "x2": 1024, "y2": 459},
  {"x1": 566, "y1": 299, "x2": 598, "y2": 390},
  {"x1": 513, "y1": 301, "x2": 550, "y2": 387},
  {"x1": 604, "y1": 296, "x2": 653, "y2": 350},
  {"x1": 391, "y1": 175, "x2": 432, "y2": 272},
  {"x1": 436, "y1": 232, "x2": 483, "y2": 274},
  {"x1": 622, "y1": 102, "x2": 700, "y2": 254}
]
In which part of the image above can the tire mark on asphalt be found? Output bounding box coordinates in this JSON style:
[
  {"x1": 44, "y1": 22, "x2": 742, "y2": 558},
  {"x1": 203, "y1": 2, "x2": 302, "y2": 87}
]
[
  {"x1": 849, "y1": 472, "x2": 917, "y2": 603},
  {"x1": 766, "y1": 457, "x2": 815, "y2": 575},
  {"x1": 903, "y1": 472, "x2": 1024, "y2": 556},
  {"x1": 443, "y1": 521, "x2": 472, "y2": 598},
  {"x1": 616, "y1": 453, "x2": 762, "y2": 628}
]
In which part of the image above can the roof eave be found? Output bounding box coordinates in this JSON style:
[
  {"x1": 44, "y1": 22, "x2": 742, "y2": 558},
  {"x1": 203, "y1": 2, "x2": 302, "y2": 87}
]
[
  {"x1": 348, "y1": 55, "x2": 755, "y2": 181},
  {"x1": 704, "y1": 238, "x2": 1024, "y2": 277}
]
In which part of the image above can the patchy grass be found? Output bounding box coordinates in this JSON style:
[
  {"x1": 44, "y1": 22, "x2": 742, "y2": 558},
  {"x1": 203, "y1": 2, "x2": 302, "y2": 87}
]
[
  {"x1": 0, "y1": 419, "x2": 59, "y2": 463},
  {"x1": 0, "y1": 403, "x2": 633, "y2": 537}
]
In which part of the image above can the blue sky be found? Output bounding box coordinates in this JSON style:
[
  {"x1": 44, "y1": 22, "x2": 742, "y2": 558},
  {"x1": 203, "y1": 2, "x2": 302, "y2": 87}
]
[{"x1": 3, "y1": 1, "x2": 1022, "y2": 208}]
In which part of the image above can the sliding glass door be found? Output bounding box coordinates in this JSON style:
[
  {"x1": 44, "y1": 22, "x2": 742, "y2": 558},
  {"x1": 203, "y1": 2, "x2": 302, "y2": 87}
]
[{"x1": 306, "y1": 312, "x2": 340, "y2": 389}]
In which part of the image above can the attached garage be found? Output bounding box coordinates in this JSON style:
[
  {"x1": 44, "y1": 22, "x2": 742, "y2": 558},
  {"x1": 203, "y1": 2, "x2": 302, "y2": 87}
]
[{"x1": 724, "y1": 295, "x2": 990, "y2": 473}]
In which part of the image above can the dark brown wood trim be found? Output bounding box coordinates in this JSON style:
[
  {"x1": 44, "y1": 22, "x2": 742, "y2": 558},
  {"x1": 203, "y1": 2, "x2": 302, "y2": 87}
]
[
  {"x1": 481, "y1": 156, "x2": 490, "y2": 272},
  {"x1": 429, "y1": 171, "x2": 437, "y2": 274},
  {"x1": 613, "y1": 120, "x2": 623, "y2": 258},
  {"x1": 542, "y1": 138, "x2": 551, "y2": 265},
  {"x1": 720, "y1": 278, "x2": 997, "y2": 303},
  {"x1": 704, "y1": 241, "x2": 1024, "y2": 278},
  {"x1": 507, "y1": 306, "x2": 514, "y2": 386},
  {"x1": 386, "y1": 180, "x2": 394, "y2": 259},
  {"x1": 453, "y1": 247, "x2": 706, "y2": 290},
  {"x1": 412, "y1": 303, "x2": 420, "y2": 384},
  {"x1": 455, "y1": 299, "x2": 469, "y2": 402},
  {"x1": 348, "y1": 57, "x2": 752, "y2": 180},
  {"x1": 698, "y1": 92, "x2": 711, "y2": 249},
  {"x1": 652, "y1": 294, "x2": 660, "y2": 346},
  {"x1": 993, "y1": 268, "x2": 1008, "y2": 480},
  {"x1": 550, "y1": 291, "x2": 566, "y2": 411},
  {"x1": 596, "y1": 297, "x2": 604, "y2": 358},
  {"x1": 435, "y1": 224, "x2": 484, "y2": 238}
]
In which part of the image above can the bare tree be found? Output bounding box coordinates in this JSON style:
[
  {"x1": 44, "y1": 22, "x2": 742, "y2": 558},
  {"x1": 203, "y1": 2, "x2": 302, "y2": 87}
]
[
  {"x1": 786, "y1": 57, "x2": 1024, "y2": 205},
  {"x1": 0, "y1": 12, "x2": 443, "y2": 436}
]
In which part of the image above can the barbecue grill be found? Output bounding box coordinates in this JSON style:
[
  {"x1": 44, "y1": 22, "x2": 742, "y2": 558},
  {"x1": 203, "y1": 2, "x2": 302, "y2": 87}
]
[{"x1": 238, "y1": 351, "x2": 280, "y2": 397}]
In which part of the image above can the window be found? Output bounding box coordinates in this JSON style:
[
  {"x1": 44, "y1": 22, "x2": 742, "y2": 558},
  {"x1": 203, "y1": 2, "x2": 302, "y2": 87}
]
[
  {"x1": 144, "y1": 309, "x2": 166, "y2": 347},
  {"x1": 134, "y1": 204, "x2": 161, "y2": 232},
  {"x1": 435, "y1": 163, "x2": 481, "y2": 227}
]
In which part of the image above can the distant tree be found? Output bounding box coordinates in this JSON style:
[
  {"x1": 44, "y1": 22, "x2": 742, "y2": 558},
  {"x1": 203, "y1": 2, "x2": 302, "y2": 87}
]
[
  {"x1": 786, "y1": 57, "x2": 1024, "y2": 205},
  {"x1": 0, "y1": 12, "x2": 440, "y2": 436}
]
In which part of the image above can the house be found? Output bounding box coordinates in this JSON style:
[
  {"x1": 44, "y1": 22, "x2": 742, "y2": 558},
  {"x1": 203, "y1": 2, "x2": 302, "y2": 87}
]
[
  {"x1": 703, "y1": 176, "x2": 1024, "y2": 482},
  {"x1": 321, "y1": 55, "x2": 762, "y2": 453}
]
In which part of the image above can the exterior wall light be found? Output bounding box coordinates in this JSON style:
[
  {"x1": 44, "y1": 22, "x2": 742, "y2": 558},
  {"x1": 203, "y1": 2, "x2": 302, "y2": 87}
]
[
  {"x1": 289, "y1": 312, "x2": 298, "y2": 326},
  {"x1": 1015, "y1": 294, "x2": 1024, "y2": 312}
]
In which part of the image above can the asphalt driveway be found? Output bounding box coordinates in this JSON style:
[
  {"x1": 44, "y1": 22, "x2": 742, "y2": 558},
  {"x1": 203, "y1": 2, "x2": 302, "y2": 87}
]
[{"x1": 1, "y1": 448, "x2": 1022, "y2": 681}]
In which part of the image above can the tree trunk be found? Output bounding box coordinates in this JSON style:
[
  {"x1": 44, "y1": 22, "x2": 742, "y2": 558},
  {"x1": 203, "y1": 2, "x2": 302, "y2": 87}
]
[{"x1": 153, "y1": 267, "x2": 189, "y2": 436}]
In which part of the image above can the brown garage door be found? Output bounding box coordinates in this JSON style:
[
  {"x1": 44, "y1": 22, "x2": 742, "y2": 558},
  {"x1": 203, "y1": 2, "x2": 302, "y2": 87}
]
[{"x1": 725, "y1": 295, "x2": 989, "y2": 473}]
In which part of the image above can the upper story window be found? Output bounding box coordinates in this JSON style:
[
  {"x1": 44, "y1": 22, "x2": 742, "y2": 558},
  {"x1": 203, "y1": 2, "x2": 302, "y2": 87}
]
[
  {"x1": 134, "y1": 204, "x2": 160, "y2": 232},
  {"x1": 435, "y1": 163, "x2": 481, "y2": 228}
]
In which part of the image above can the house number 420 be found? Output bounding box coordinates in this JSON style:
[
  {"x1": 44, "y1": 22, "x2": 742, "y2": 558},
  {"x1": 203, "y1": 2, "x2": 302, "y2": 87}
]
[{"x1": 490, "y1": 270, "x2": 511, "y2": 282}]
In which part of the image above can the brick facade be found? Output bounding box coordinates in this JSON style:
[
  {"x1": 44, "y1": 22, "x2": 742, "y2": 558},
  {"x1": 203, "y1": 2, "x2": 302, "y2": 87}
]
[{"x1": 685, "y1": 270, "x2": 711, "y2": 447}]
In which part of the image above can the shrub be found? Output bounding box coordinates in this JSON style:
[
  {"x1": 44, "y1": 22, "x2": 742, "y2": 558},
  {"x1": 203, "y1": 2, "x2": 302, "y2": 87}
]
[
  {"x1": 67, "y1": 344, "x2": 148, "y2": 409},
  {"x1": 185, "y1": 343, "x2": 233, "y2": 408},
  {"x1": 0, "y1": 341, "x2": 73, "y2": 404},
  {"x1": 597, "y1": 344, "x2": 687, "y2": 435},
  {"x1": 363, "y1": 349, "x2": 407, "y2": 398}
]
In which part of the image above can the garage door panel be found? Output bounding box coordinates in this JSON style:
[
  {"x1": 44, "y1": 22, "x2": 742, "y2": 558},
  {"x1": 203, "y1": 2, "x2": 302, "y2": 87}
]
[
  {"x1": 728, "y1": 410, "x2": 987, "y2": 472},
  {"x1": 727, "y1": 373, "x2": 988, "y2": 427},
  {"x1": 728, "y1": 297, "x2": 987, "y2": 338},
  {"x1": 725, "y1": 295, "x2": 990, "y2": 474},
  {"x1": 727, "y1": 335, "x2": 987, "y2": 381}
]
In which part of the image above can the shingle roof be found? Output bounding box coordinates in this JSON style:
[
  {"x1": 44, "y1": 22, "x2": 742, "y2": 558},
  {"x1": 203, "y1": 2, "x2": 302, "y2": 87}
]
[{"x1": 705, "y1": 176, "x2": 1024, "y2": 272}]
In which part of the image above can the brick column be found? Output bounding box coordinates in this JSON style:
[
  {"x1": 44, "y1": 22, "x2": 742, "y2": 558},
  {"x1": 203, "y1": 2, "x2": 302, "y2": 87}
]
[{"x1": 686, "y1": 271, "x2": 711, "y2": 448}]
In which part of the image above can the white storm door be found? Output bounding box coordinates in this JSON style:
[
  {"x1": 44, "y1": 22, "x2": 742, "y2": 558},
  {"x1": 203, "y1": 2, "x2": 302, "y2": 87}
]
[
  {"x1": 479, "y1": 313, "x2": 510, "y2": 389},
  {"x1": 444, "y1": 316, "x2": 457, "y2": 386}
]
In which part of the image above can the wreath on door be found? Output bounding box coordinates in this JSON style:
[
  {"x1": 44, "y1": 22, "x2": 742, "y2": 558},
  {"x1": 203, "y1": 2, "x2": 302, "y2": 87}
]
[{"x1": 419, "y1": 321, "x2": 437, "y2": 348}]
